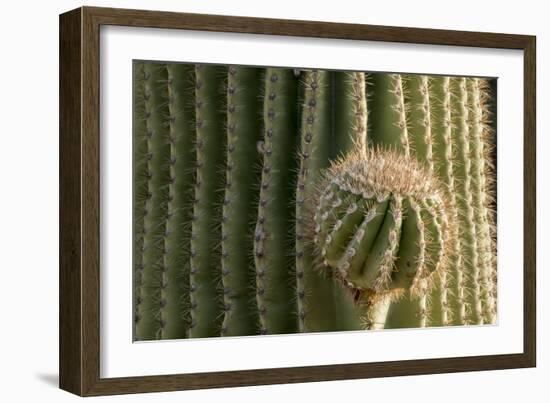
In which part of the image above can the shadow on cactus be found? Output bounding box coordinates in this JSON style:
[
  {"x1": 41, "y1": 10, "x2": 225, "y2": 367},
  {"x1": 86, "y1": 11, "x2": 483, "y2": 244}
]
[{"x1": 132, "y1": 61, "x2": 497, "y2": 341}]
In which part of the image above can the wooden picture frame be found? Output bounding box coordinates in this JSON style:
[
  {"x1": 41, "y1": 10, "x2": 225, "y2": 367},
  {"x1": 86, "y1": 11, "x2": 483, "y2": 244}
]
[{"x1": 59, "y1": 6, "x2": 536, "y2": 396}]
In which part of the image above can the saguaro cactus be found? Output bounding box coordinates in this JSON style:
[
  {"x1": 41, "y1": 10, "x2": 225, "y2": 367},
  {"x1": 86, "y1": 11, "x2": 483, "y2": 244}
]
[{"x1": 133, "y1": 61, "x2": 497, "y2": 340}]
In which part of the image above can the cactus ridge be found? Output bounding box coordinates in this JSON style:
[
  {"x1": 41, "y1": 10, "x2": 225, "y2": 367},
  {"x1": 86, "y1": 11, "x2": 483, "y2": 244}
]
[
  {"x1": 136, "y1": 63, "x2": 172, "y2": 340},
  {"x1": 452, "y1": 77, "x2": 482, "y2": 325},
  {"x1": 468, "y1": 78, "x2": 497, "y2": 324},
  {"x1": 220, "y1": 66, "x2": 262, "y2": 336},
  {"x1": 189, "y1": 65, "x2": 227, "y2": 338},
  {"x1": 254, "y1": 68, "x2": 299, "y2": 335},
  {"x1": 162, "y1": 63, "x2": 196, "y2": 339},
  {"x1": 133, "y1": 62, "x2": 148, "y2": 339}
]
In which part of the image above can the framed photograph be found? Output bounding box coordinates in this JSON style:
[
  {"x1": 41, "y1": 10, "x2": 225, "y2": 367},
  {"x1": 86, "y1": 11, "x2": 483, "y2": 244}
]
[{"x1": 59, "y1": 6, "x2": 536, "y2": 396}]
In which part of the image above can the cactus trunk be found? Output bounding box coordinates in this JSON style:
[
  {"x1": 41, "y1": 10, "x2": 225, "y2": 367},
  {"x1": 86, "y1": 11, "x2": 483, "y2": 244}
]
[{"x1": 133, "y1": 62, "x2": 497, "y2": 339}]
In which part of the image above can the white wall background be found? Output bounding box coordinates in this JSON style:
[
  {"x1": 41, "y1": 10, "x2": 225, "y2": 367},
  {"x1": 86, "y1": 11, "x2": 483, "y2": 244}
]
[{"x1": 0, "y1": 0, "x2": 545, "y2": 401}]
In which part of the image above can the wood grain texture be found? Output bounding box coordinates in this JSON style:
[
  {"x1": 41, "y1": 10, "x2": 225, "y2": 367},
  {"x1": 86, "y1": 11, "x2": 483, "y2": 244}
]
[{"x1": 59, "y1": 6, "x2": 536, "y2": 396}]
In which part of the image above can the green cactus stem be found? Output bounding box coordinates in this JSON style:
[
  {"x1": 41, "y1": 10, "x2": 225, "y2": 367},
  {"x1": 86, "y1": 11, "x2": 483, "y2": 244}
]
[
  {"x1": 220, "y1": 66, "x2": 263, "y2": 336},
  {"x1": 136, "y1": 63, "x2": 171, "y2": 340},
  {"x1": 189, "y1": 65, "x2": 227, "y2": 338},
  {"x1": 161, "y1": 63, "x2": 196, "y2": 339},
  {"x1": 254, "y1": 68, "x2": 300, "y2": 335}
]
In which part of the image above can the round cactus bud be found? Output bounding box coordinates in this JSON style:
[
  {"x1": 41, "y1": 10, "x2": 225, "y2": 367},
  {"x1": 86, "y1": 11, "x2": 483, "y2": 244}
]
[{"x1": 309, "y1": 148, "x2": 455, "y2": 300}]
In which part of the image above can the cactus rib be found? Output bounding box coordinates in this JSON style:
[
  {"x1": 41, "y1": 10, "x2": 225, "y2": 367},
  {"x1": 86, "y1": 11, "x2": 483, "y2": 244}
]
[
  {"x1": 254, "y1": 68, "x2": 299, "y2": 335},
  {"x1": 189, "y1": 65, "x2": 227, "y2": 338},
  {"x1": 220, "y1": 66, "x2": 262, "y2": 336},
  {"x1": 452, "y1": 77, "x2": 482, "y2": 325},
  {"x1": 137, "y1": 63, "x2": 171, "y2": 340},
  {"x1": 162, "y1": 63, "x2": 195, "y2": 339}
]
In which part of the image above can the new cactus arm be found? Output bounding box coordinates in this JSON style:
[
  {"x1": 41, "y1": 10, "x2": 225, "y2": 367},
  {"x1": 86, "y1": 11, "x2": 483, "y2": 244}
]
[
  {"x1": 189, "y1": 65, "x2": 227, "y2": 338},
  {"x1": 221, "y1": 66, "x2": 263, "y2": 336},
  {"x1": 254, "y1": 68, "x2": 300, "y2": 335},
  {"x1": 162, "y1": 63, "x2": 196, "y2": 339},
  {"x1": 136, "y1": 63, "x2": 171, "y2": 340}
]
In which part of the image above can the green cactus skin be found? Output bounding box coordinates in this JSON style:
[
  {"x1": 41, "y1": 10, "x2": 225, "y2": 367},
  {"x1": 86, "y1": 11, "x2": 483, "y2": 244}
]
[
  {"x1": 220, "y1": 66, "x2": 263, "y2": 336},
  {"x1": 368, "y1": 73, "x2": 410, "y2": 156},
  {"x1": 136, "y1": 63, "x2": 171, "y2": 340},
  {"x1": 451, "y1": 77, "x2": 482, "y2": 325},
  {"x1": 254, "y1": 68, "x2": 300, "y2": 335},
  {"x1": 468, "y1": 78, "x2": 497, "y2": 324},
  {"x1": 333, "y1": 72, "x2": 368, "y2": 154},
  {"x1": 133, "y1": 62, "x2": 148, "y2": 340},
  {"x1": 189, "y1": 65, "x2": 227, "y2": 338},
  {"x1": 162, "y1": 64, "x2": 196, "y2": 339}
]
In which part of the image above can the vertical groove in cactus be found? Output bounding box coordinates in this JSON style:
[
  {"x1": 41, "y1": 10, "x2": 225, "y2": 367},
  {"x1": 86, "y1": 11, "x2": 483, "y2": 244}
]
[
  {"x1": 220, "y1": 66, "x2": 263, "y2": 336},
  {"x1": 133, "y1": 62, "x2": 148, "y2": 340},
  {"x1": 136, "y1": 63, "x2": 171, "y2": 340},
  {"x1": 162, "y1": 63, "x2": 196, "y2": 339},
  {"x1": 451, "y1": 77, "x2": 482, "y2": 325},
  {"x1": 468, "y1": 78, "x2": 497, "y2": 324},
  {"x1": 254, "y1": 68, "x2": 300, "y2": 335},
  {"x1": 189, "y1": 65, "x2": 227, "y2": 338},
  {"x1": 133, "y1": 63, "x2": 497, "y2": 339}
]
